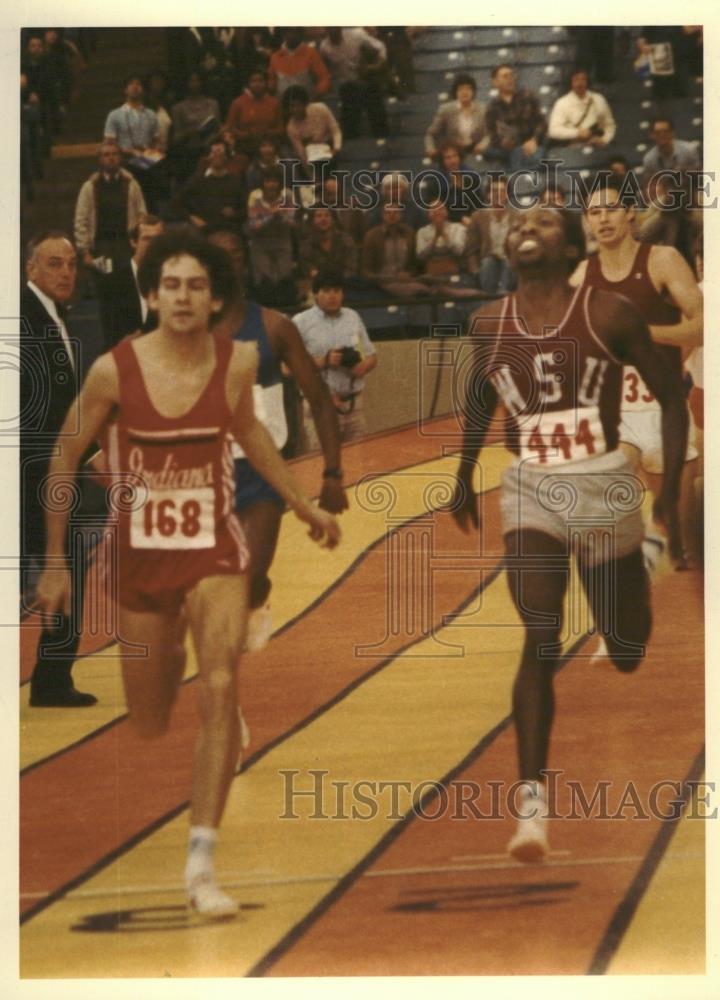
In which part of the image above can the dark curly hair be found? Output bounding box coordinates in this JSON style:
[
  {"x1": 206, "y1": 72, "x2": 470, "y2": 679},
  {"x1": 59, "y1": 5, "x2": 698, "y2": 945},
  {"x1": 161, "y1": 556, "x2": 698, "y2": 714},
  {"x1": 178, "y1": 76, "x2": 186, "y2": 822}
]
[
  {"x1": 136, "y1": 226, "x2": 237, "y2": 321},
  {"x1": 450, "y1": 73, "x2": 477, "y2": 99}
]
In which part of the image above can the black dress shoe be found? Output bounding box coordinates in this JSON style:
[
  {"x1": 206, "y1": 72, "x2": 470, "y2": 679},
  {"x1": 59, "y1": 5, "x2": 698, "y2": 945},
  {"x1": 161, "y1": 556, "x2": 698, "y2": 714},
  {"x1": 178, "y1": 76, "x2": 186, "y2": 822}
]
[{"x1": 29, "y1": 685, "x2": 98, "y2": 708}]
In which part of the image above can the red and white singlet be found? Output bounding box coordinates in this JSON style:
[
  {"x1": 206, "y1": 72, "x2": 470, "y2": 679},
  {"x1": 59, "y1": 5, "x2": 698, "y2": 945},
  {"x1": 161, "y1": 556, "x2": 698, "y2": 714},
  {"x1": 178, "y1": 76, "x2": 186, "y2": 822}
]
[
  {"x1": 104, "y1": 335, "x2": 249, "y2": 613},
  {"x1": 481, "y1": 285, "x2": 623, "y2": 466}
]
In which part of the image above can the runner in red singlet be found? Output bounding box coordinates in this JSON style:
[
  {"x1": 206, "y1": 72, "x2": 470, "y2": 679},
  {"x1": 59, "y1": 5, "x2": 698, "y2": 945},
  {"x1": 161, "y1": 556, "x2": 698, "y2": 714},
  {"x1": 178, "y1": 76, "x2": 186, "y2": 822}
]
[
  {"x1": 573, "y1": 174, "x2": 703, "y2": 566},
  {"x1": 34, "y1": 229, "x2": 340, "y2": 918},
  {"x1": 451, "y1": 205, "x2": 687, "y2": 862}
]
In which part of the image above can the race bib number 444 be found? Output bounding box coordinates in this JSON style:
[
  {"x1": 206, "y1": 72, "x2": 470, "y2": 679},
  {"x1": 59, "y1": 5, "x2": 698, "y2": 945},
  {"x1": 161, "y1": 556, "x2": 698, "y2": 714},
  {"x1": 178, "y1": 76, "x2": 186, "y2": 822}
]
[
  {"x1": 520, "y1": 407, "x2": 606, "y2": 465},
  {"x1": 130, "y1": 488, "x2": 216, "y2": 549}
]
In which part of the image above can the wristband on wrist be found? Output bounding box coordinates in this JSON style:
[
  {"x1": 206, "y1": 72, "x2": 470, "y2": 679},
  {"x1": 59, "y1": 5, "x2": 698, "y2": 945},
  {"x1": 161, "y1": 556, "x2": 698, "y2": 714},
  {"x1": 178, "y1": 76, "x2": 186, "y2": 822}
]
[{"x1": 322, "y1": 467, "x2": 343, "y2": 479}]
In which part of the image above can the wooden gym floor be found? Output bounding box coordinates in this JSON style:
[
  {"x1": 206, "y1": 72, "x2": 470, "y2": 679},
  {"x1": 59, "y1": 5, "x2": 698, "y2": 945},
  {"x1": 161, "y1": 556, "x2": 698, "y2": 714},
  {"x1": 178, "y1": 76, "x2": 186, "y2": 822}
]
[{"x1": 19, "y1": 418, "x2": 705, "y2": 978}]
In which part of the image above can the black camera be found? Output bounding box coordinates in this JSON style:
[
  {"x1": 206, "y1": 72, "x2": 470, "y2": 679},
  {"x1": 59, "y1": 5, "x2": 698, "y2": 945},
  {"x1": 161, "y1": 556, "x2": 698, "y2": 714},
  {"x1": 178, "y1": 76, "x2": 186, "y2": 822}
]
[
  {"x1": 589, "y1": 124, "x2": 605, "y2": 138},
  {"x1": 339, "y1": 346, "x2": 362, "y2": 369}
]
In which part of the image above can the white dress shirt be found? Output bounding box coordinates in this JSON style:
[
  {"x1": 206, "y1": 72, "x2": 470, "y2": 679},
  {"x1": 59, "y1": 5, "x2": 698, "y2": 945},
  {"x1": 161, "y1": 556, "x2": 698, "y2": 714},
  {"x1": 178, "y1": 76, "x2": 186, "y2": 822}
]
[{"x1": 27, "y1": 280, "x2": 75, "y2": 372}]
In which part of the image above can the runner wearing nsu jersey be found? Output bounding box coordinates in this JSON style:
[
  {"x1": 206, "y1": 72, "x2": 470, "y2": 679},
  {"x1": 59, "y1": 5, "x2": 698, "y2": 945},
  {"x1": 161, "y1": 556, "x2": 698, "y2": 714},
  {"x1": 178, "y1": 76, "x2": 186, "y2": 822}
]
[{"x1": 451, "y1": 205, "x2": 687, "y2": 864}]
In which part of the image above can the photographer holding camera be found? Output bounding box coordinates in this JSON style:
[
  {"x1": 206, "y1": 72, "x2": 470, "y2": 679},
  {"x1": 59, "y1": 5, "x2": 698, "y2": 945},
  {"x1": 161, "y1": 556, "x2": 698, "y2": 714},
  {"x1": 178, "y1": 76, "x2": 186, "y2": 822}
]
[
  {"x1": 548, "y1": 68, "x2": 616, "y2": 149},
  {"x1": 293, "y1": 270, "x2": 377, "y2": 450}
]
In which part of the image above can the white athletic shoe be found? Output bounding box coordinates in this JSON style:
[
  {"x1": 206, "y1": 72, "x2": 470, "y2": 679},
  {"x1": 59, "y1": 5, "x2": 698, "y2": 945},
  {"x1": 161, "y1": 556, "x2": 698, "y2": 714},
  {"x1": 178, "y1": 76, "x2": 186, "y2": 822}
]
[
  {"x1": 187, "y1": 874, "x2": 239, "y2": 919},
  {"x1": 591, "y1": 635, "x2": 608, "y2": 663},
  {"x1": 244, "y1": 603, "x2": 273, "y2": 652},
  {"x1": 239, "y1": 709, "x2": 251, "y2": 751},
  {"x1": 508, "y1": 787, "x2": 549, "y2": 864}
]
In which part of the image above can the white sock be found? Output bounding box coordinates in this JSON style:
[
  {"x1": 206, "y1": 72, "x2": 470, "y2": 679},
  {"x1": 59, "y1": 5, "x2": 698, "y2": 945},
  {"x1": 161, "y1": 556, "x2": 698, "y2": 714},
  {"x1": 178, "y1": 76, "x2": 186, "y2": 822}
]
[{"x1": 185, "y1": 826, "x2": 218, "y2": 886}]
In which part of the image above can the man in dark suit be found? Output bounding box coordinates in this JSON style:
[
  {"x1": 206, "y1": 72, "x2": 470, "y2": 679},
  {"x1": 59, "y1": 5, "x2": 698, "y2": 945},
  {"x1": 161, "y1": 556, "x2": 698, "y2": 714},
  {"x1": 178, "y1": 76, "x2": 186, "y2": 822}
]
[
  {"x1": 21, "y1": 231, "x2": 97, "y2": 706},
  {"x1": 98, "y1": 214, "x2": 164, "y2": 349}
]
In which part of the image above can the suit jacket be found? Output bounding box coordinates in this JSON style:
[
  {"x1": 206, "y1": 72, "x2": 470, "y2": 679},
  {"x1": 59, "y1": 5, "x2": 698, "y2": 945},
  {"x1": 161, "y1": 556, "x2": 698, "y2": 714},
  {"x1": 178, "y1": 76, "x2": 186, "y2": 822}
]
[
  {"x1": 424, "y1": 100, "x2": 487, "y2": 156},
  {"x1": 98, "y1": 262, "x2": 147, "y2": 350},
  {"x1": 361, "y1": 223, "x2": 419, "y2": 279},
  {"x1": 465, "y1": 209, "x2": 511, "y2": 271},
  {"x1": 20, "y1": 284, "x2": 80, "y2": 556}
]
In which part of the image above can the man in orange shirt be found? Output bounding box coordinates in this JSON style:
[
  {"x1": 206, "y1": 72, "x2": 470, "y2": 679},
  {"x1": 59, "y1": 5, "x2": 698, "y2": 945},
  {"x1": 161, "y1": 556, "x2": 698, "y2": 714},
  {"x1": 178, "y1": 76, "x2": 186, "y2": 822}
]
[
  {"x1": 268, "y1": 27, "x2": 331, "y2": 99},
  {"x1": 224, "y1": 69, "x2": 283, "y2": 156}
]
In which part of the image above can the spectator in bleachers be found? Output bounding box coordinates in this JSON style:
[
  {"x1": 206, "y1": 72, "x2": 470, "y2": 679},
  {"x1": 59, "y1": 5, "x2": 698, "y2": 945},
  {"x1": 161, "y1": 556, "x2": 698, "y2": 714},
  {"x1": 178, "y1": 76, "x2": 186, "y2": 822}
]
[
  {"x1": 369, "y1": 171, "x2": 425, "y2": 230},
  {"x1": 424, "y1": 73, "x2": 487, "y2": 160},
  {"x1": 197, "y1": 129, "x2": 250, "y2": 179},
  {"x1": 246, "y1": 136, "x2": 282, "y2": 193},
  {"x1": 416, "y1": 200, "x2": 475, "y2": 296},
  {"x1": 642, "y1": 117, "x2": 700, "y2": 180},
  {"x1": 319, "y1": 28, "x2": 388, "y2": 140},
  {"x1": 42, "y1": 29, "x2": 83, "y2": 111},
  {"x1": 240, "y1": 27, "x2": 276, "y2": 77},
  {"x1": 268, "y1": 28, "x2": 331, "y2": 99},
  {"x1": 74, "y1": 139, "x2": 147, "y2": 271},
  {"x1": 606, "y1": 153, "x2": 632, "y2": 180},
  {"x1": 637, "y1": 173, "x2": 702, "y2": 273},
  {"x1": 98, "y1": 214, "x2": 164, "y2": 349},
  {"x1": 466, "y1": 173, "x2": 516, "y2": 295},
  {"x1": 20, "y1": 72, "x2": 44, "y2": 194},
  {"x1": 636, "y1": 27, "x2": 692, "y2": 100},
  {"x1": 377, "y1": 27, "x2": 420, "y2": 100},
  {"x1": 22, "y1": 34, "x2": 58, "y2": 150},
  {"x1": 569, "y1": 27, "x2": 616, "y2": 86},
  {"x1": 169, "y1": 70, "x2": 221, "y2": 184},
  {"x1": 483, "y1": 64, "x2": 547, "y2": 171},
  {"x1": 433, "y1": 142, "x2": 484, "y2": 224},
  {"x1": 104, "y1": 74, "x2": 164, "y2": 211},
  {"x1": 319, "y1": 174, "x2": 368, "y2": 247},
  {"x1": 171, "y1": 138, "x2": 247, "y2": 232},
  {"x1": 144, "y1": 70, "x2": 173, "y2": 151},
  {"x1": 548, "y1": 68, "x2": 616, "y2": 149},
  {"x1": 299, "y1": 206, "x2": 358, "y2": 283},
  {"x1": 225, "y1": 69, "x2": 283, "y2": 157},
  {"x1": 284, "y1": 86, "x2": 342, "y2": 174},
  {"x1": 246, "y1": 166, "x2": 298, "y2": 307},
  {"x1": 362, "y1": 202, "x2": 428, "y2": 300},
  {"x1": 293, "y1": 270, "x2": 378, "y2": 449},
  {"x1": 190, "y1": 27, "x2": 243, "y2": 116}
]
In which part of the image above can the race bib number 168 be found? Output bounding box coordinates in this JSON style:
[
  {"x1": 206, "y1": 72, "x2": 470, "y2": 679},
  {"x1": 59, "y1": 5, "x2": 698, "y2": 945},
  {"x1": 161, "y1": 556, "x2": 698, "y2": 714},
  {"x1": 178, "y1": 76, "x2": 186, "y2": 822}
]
[{"x1": 130, "y1": 488, "x2": 216, "y2": 549}]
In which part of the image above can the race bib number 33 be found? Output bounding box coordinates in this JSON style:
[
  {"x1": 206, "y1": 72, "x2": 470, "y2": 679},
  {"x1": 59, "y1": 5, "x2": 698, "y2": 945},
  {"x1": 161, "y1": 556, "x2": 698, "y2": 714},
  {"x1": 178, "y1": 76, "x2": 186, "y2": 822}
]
[{"x1": 130, "y1": 488, "x2": 216, "y2": 549}]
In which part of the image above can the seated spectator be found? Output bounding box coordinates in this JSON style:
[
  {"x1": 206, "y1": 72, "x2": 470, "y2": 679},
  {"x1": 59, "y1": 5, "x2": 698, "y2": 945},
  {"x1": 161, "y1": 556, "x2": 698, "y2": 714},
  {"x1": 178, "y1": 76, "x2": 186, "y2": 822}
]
[
  {"x1": 283, "y1": 85, "x2": 342, "y2": 175},
  {"x1": 189, "y1": 26, "x2": 243, "y2": 116},
  {"x1": 171, "y1": 138, "x2": 247, "y2": 232},
  {"x1": 637, "y1": 173, "x2": 702, "y2": 272},
  {"x1": 293, "y1": 270, "x2": 378, "y2": 449},
  {"x1": 318, "y1": 174, "x2": 368, "y2": 247},
  {"x1": 606, "y1": 153, "x2": 632, "y2": 180},
  {"x1": 416, "y1": 200, "x2": 477, "y2": 297},
  {"x1": 144, "y1": 69, "x2": 173, "y2": 150},
  {"x1": 424, "y1": 73, "x2": 486, "y2": 159},
  {"x1": 198, "y1": 129, "x2": 250, "y2": 179},
  {"x1": 429, "y1": 142, "x2": 484, "y2": 223},
  {"x1": 74, "y1": 139, "x2": 147, "y2": 271},
  {"x1": 299, "y1": 206, "x2": 358, "y2": 281},
  {"x1": 642, "y1": 117, "x2": 700, "y2": 180},
  {"x1": 484, "y1": 64, "x2": 547, "y2": 171},
  {"x1": 103, "y1": 74, "x2": 164, "y2": 211},
  {"x1": 169, "y1": 70, "x2": 221, "y2": 183},
  {"x1": 268, "y1": 28, "x2": 331, "y2": 99},
  {"x1": 362, "y1": 202, "x2": 428, "y2": 300},
  {"x1": 368, "y1": 171, "x2": 425, "y2": 230},
  {"x1": 548, "y1": 68, "x2": 616, "y2": 148},
  {"x1": 466, "y1": 173, "x2": 516, "y2": 295},
  {"x1": 225, "y1": 69, "x2": 283, "y2": 156},
  {"x1": 319, "y1": 28, "x2": 388, "y2": 139},
  {"x1": 246, "y1": 167, "x2": 298, "y2": 307},
  {"x1": 246, "y1": 135, "x2": 282, "y2": 192}
]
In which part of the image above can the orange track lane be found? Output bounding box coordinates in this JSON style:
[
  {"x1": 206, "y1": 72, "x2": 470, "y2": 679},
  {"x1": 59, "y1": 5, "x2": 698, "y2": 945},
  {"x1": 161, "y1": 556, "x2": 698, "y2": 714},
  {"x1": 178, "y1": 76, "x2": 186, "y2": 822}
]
[{"x1": 259, "y1": 570, "x2": 704, "y2": 977}]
